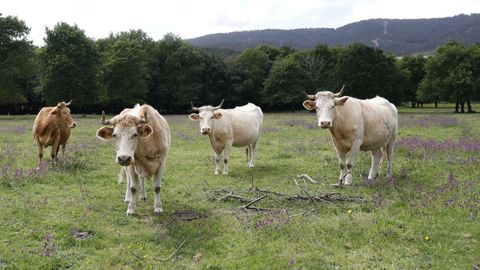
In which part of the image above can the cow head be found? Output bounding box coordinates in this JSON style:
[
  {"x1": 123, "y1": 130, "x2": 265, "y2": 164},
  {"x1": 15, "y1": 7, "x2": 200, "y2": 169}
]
[
  {"x1": 96, "y1": 111, "x2": 152, "y2": 166},
  {"x1": 303, "y1": 85, "x2": 348, "y2": 129},
  {"x1": 189, "y1": 99, "x2": 224, "y2": 135},
  {"x1": 51, "y1": 100, "x2": 76, "y2": 128}
]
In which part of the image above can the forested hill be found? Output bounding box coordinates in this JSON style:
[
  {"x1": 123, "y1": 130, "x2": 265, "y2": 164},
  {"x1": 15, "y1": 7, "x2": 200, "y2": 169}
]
[{"x1": 187, "y1": 13, "x2": 480, "y2": 55}]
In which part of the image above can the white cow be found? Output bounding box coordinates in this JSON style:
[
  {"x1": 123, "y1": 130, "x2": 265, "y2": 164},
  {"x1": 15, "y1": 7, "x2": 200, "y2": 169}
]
[
  {"x1": 189, "y1": 100, "x2": 263, "y2": 175},
  {"x1": 96, "y1": 104, "x2": 171, "y2": 215},
  {"x1": 303, "y1": 85, "x2": 398, "y2": 185}
]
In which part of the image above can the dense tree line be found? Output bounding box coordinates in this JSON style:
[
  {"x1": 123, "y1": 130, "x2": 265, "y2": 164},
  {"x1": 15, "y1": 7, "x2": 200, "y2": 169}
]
[{"x1": 1, "y1": 14, "x2": 479, "y2": 114}]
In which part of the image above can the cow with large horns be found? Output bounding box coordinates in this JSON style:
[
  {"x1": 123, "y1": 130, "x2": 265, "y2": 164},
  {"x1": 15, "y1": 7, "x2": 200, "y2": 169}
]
[
  {"x1": 96, "y1": 104, "x2": 171, "y2": 215},
  {"x1": 189, "y1": 100, "x2": 263, "y2": 175},
  {"x1": 302, "y1": 85, "x2": 398, "y2": 185},
  {"x1": 33, "y1": 100, "x2": 77, "y2": 169}
]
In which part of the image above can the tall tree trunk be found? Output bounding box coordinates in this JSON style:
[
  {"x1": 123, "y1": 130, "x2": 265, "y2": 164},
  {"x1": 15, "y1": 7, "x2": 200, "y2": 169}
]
[
  {"x1": 411, "y1": 101, "x2": 415, "y2": 108},
  {"x1": 455, "y1": 98, "x2": 460, "y2": 113},
  {"x1": 460, "y1": 97, "x2": 465, "y2": 113},
  {"x1": 466, "y1": 94, "x2": 473, "y2": 113},
  {"x1": 434, "y1": 99, "x2": 438, "y2": 108}
]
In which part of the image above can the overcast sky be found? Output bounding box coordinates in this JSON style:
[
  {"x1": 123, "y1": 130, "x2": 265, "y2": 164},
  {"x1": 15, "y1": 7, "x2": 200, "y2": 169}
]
[{"x1": 3, "y1": 0, "x2": 480, "y2": 46}]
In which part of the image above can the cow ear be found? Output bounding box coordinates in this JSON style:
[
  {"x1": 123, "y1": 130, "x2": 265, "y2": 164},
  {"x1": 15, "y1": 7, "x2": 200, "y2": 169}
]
[
  {"x1": 138, "y1": 124, "x2": 153, "y2": 137},
  {"x1": 189, "y1": 113, "x2": 200, "y2": 121},
  {"x1": 96, "y1": 127, "x2": 114, "y2": 141},
  {"x1": 214, "y1": 112, "x2": 223, "y2": 119},
  {"x1": 50, "y1": 107, "x2": 59, "y2": 115},
  {"x1": 302, "y1": 100, "x2": 316, "y2": 111},
  {"x1": 334, "y1": 97, "x2": 349, "y2": 106}
]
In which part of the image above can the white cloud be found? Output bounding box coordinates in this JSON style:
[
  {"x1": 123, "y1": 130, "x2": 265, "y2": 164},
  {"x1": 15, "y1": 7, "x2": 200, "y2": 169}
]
[{"x1": 2, "y1": 0, "x2": 479, "y2": 46}]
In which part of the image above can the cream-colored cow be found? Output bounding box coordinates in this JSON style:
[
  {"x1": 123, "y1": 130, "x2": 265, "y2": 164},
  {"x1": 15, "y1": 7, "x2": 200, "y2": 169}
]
[
  {"x1": 189, "y1": 100, "x2": 263, "y2": 175},
  {"x1": 96, "y1": 104, "x2": 170, "y2": 215},
  {"x1": 303, "y1": 85, "x2": 398, "y2": 185}
]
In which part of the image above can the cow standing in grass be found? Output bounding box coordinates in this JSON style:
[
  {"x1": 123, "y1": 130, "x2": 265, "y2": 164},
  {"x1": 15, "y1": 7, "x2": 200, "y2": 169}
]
[
  {"x1": 96, "y1": 104, "x2": 170, "y2": 215},
  {"x1": 189, "y1": 100, "x2": 263, "y2": 175},
  {"x1": 33, "y1": 101, "x2": 77, "y2": 170},
  {"x1": 303, "y1": 85, "x2": 398, "y2": 185}
]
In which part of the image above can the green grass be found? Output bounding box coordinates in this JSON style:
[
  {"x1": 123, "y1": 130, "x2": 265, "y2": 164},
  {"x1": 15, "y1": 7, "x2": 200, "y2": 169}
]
[{"x1": 0, "y1": 105, "x2": 479, "y2": 269}]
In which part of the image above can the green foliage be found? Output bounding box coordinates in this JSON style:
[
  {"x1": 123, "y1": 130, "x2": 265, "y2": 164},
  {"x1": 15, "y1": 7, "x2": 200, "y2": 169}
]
[
  {"x1": 0, "y1": 14, "x2": 37, "y2": 105},
  {"x1": 336, "y1": 43, "x2": 402, "y2": 104},
  {"x1": 148, "y1": 33, "x2": 206, "y2": 112},
  {"x1": 227, "y1": 48, "x2": 270, "y2": 105},
  {"x1": 39, "y1": 23, "x2": 100, "y2": 108},
  {"x1": 396, "y1": 55, "x2": 426, "y2": 105},
  {"x1": 97, "y1": 31, "x2": 151, "y2": 111},
  {"x1": 262, "y1": 53, "x2": 305, "y2": 109},
  {"x1": 420, "y1": 41, "x2": 480, "y2": 112}
]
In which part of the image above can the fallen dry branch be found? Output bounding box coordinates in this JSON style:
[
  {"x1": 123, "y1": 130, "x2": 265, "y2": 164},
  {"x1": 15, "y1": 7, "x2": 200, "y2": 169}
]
[
  {"x1": 237, "y1": 195, "x2": 273, "y2": 211},
  {"x1": 152, "y1": 239, "x2": 188, "y2": 263},
  {"x1": 251, "y1": 187, "x2": 362, "y2": 203},
  {"x1": 296, "y1": 174, "x2": 318, "y2": 184}
]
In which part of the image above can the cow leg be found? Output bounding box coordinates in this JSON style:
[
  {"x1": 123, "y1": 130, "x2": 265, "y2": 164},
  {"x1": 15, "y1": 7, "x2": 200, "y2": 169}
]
[
  {"x1": 344, "y1": 142, "x2": 362, "y2": 185},
  {"x1": 368, "y1": 148, "x2": 383, "y2": 180},
  {"x1": 126, "y1": 166, "x2": 139, "y2": 215},
  {"x1": 223, "y1": 142, "x2": 233, "y2": 175},
  {"x1": 214, "y1": 152, "x2": 222, "y2": 175},
  {"x1": 246, "y1": 146, "x2": 251, "y2": 167},
  {"x1": 336, "y1": 150, "x2": 347, "y2": 184},
  {"x1": 386, "y1": 142, "x2": 395, "y2": 178},
  {"x1": 50, "y1": 134, "x2": 60, "y2": 165},
  {"x1": 249, "y1": 140, "x2": 258, "y2": 168},
  {"x1": 124, "y1": 168, "x2": 132, "y2": 203},
  {"x1": 35, "y1": 139, "x2": 44, "y2": 171},
  {"x1": 61, "y1": 143, "x2": 66, "y2": 160},
  {"x1": 153, "y1": 159, "x2": 166, "y2": 215},
  {"x1": 139, "y1": 176, "x2": 147, "y2": 201}
]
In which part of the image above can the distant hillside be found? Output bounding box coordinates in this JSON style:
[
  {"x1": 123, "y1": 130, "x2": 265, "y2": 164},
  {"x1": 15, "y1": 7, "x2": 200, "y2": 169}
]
[{"x1": 187, "y1": 13, "x2": 480, "y2": 55}]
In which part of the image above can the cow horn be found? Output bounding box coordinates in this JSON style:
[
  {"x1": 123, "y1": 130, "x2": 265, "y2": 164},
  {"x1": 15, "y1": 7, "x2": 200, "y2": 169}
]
[
  {"x1": 304, "y1": 91, "x2": 316, "y2": 100},
  {"x1": 213, "y1": 99, "x2": 224, "y2": 110},
  {"x1": 140, "y1": 112, "x2": 149, "y2": 123},
  {"x1": 65, "y1": 100, "x2": 72, "y2": 106},
  {"x1": 191, "y1": 101, "x2": 200, "y2": 111},
  {"x1": 334, "y1": 85, "x2": 345, "y2": 97},
  {"x1": 101, "y1": 111, "x2": 112, "y2": 125}
]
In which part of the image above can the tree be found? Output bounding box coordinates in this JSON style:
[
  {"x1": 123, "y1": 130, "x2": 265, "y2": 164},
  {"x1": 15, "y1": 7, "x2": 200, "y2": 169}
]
[
  {"x1": 335, "y1": 43, "x2": 402, "y2": 104},
  {"x1": 148, "y1": 33, "x2": 206, "y2": 112},
  {"x1": 396, "y1": 55, "x2": 426, "y2": 107},
  {"x1": 299, "y1": 44, "x2": 337, "y2": 91},
  {"x1": 227, "y1": 48, "x2": 271, "y2": 105},
  {"x1": 420, "y1": 41, "x2": 478, "y2": 113},
  {"x1": 39, "y1": 23, "x2": 100, "y2": 110},
  {"x1": 262, "y1": 52, "x2": 306, "y2": 110},
  {"x1": 0, "y1": 14, "x2": 37, "y2": 107},
  {"x1": 97, "y1": 30, "x2": 154, "y2": 111}
]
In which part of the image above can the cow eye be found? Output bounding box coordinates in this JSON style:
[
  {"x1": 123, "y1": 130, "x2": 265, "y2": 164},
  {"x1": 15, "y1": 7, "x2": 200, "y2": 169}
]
[
  {"x1": 132, "y1": 133, "x2": 138, "y2": 138},
  {"x1": 112, "y1": 134, "x2": 117, "y2": 138},
  {"x1": 331, "y1": 105, "x2": 335, "y2": 109}
]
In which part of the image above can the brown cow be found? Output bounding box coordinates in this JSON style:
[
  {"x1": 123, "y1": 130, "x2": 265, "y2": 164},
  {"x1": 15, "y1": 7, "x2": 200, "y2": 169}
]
[
  {"x1": 96, "y1": 104, "x2": 170, "y2": 215},
  {"x1": 33, "y1": 101, "x2": 77, "y2": 169}
]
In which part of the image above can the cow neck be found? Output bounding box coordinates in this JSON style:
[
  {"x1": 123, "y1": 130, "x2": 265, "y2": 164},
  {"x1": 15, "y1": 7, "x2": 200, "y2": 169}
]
[{"x1": 328, "y1": 106, "x2": 345, "y2": 136}]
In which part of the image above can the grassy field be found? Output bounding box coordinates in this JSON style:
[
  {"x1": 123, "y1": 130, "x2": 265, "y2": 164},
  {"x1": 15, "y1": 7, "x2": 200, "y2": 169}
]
[{"x1": 0, "y1": 105, "x2": 479, "y2": 269}]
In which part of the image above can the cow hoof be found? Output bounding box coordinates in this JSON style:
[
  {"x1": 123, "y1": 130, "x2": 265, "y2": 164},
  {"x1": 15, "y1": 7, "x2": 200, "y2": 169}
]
[
  {"x1": 124, "y1": 198, "x2": 130, "y2": 203},
  {"x1": 223, "y1": 172, "x2": 228, "y2": 175},
  {"x1": 154, "y1": 208, "x2": 164, "y2": 215},
  {"x1": 248, "y1": 164, "x2": 254, "y2": 168},
  {"x1": 125, "y1": 209, "x2": 135, "y2": 216},
  {"x1": 214, "y1": 171, "x2": 219, "y2": 175}
]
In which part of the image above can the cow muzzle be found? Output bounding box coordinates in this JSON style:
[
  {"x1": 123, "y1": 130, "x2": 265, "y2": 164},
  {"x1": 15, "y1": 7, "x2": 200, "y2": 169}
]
[
  {"x1": 116, "y1": 155, "x2": 132, "y2": 166},
  {"x1": 201, "y1": 127, "x2": 210, "y2": 135},
  {"x1": 69, "y1": 122, "x2": 77, "y2": 128},
  {"x1": 319, "y1": 121, "x2": 332, "y2": 129}
]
